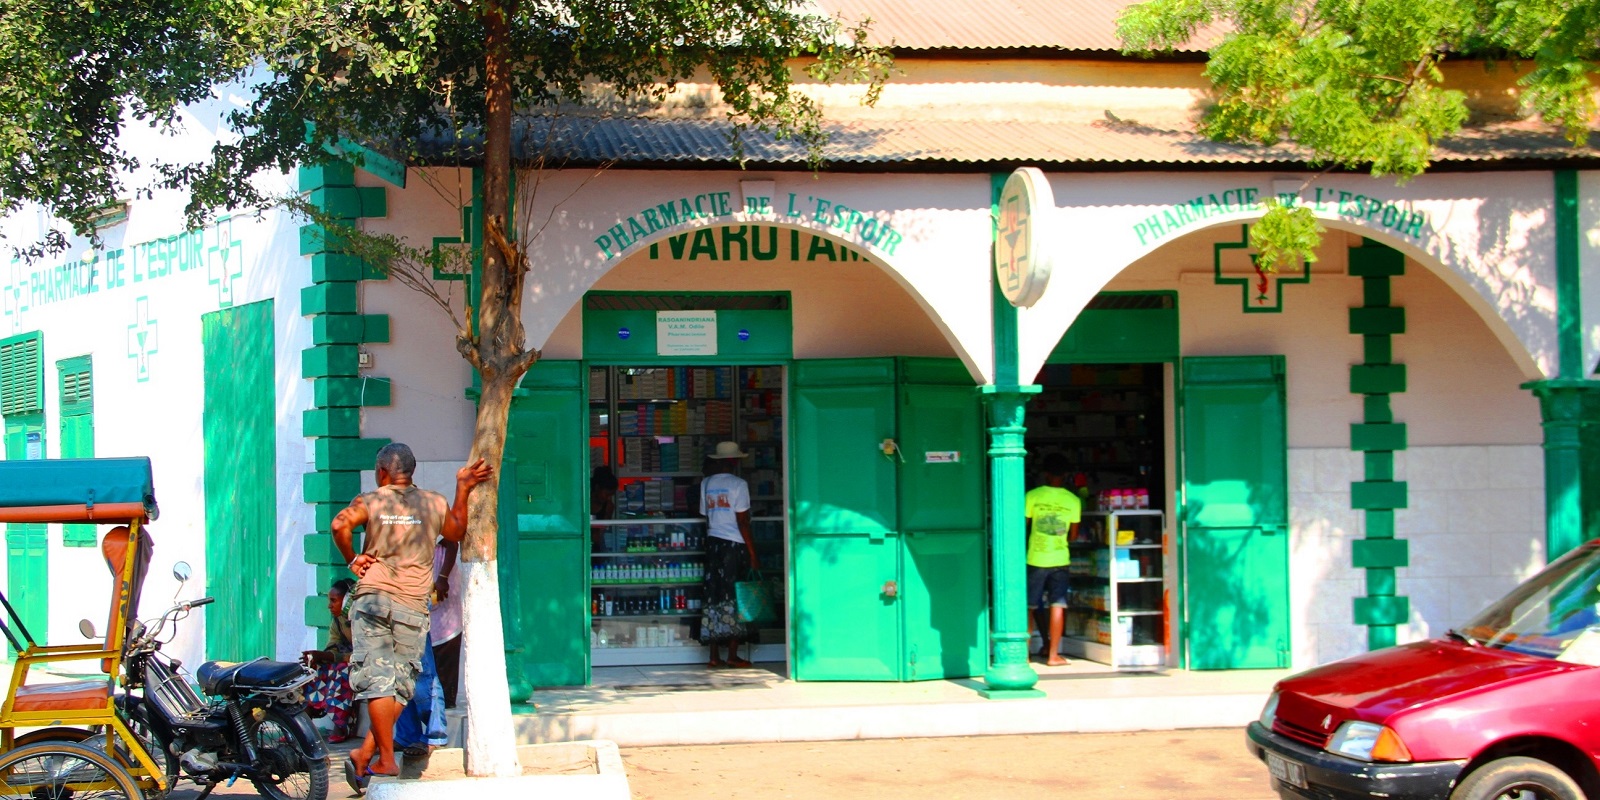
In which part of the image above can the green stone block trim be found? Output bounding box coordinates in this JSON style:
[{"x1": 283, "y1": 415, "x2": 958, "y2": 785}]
[
  {"x1": 299, "y1": 222, "x2": 354, "y2": 256},
  {"x1": 311, "y1": 254, "x2": 367, "y2": 283},
  {"x1": 359, "y1": 187, "x2": 388, "y2": 218},
  {"x1": 1364, "y1": 395, "x2": 1393, "y2": 424},
  {"x1": 1365, "y1": 510, "x2": 1395, "y2": 538},
  {"x1": 303, "y1": 407, "x2": 361, "y2": 438},
  {"x1": 303, "y1": 533, "x2": 348, "y2": 565},
  {"x1": 1350, "y1": 307, "x2": 1406, "y2": 335},
  {"x1": 364, "y1": 316, "x2": 391, "y2": 343},
  {"x1": 303, "y1": 470, "x2": 362, "y2": 504},
  {"x1": 1353, "y1": 595, "x2": 1410, "y2": 626},
  {"x1": 314, "y1": 437, "x2": 392, "y2": 472},
  {"x1": 297, "y1": 162, "x2": 355, "y2": 192},
  {"x1": 1353, "y1": 538, "x2": 1409, "y2": 568},
  {"x1": 1352, "y1": 480, "x2": 1409, "y2": 510},
  {"x1": 1556, "y1": 171, "x2": 1582, "y2": 380},
  {"x1": 315, "y1": 564, "x2": 356, "y2": 589},
  {"x1": 1348, "y1": 247, "x2": 1406, "y2": 277},
  {"x1": 1351, "y1": 364, "x2": 1407, "y2": 394},
  {"x1": 1352, "y1": 423, "x2": 1408, "y2": 452},
  {"x1": 302, "y1": 345, "x2": 361, "y2": 378},
  {"x1": 1366, "y1": 567, "x2": 1396, "y2": 596},
  {"x1": 301, "y1": 283, "x2": 359, "y2": 315},
  {"x1": 313, "y1": 502, "x2": 346, "y2": 531},
  {"x1": 1363, "y1": 336, "x2": 1392, "y2": 365},
  {"x1": 1364, "y1": 452, "x2": 1394, "y2": 481},
  {"x1": 309, "y1": 187, "x2": 365, "y2": 219},
  {"x1": 312, "y1": 315, "x2": 387, "y2": 345},
  {"x1": 304, "y1": 596, "x2": 332, "y2": 628},
  {"x1": 313, "y1": 376, "x2": 391, "y2": 407},
  {"x1": 1362, "y1": 279, "x2": 1392, "y2": 308}
]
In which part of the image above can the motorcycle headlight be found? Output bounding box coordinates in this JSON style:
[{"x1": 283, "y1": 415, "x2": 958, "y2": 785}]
[
  {"x1": 1258, "y1": 692, "x2": 1281, "y2": 729},
  {"x1": 1327, "y1": 720, "x2": 1413, "y2": 763}
]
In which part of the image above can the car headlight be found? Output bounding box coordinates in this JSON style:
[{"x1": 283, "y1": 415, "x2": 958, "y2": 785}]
[
  {"x1": 1258, "y1": 692, "x2": 1280, "y2": 728},
  {"x1": 1327, "y1": 720, "x2": 1413, "y2": 763}
]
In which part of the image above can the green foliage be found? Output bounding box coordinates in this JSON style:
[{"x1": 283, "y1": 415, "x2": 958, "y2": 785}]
[
  {"x1": 0, "y1": 0, "x2": 249, "y2": 255},
  {"x1": 1251, "y1": 201, "x2": 1324, "y2": 272},
  {"x1": 1118, "y1": 0, "x2": 1600, "y2": 264}
]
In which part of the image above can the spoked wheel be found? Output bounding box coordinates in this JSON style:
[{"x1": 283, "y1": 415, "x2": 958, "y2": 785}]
[
  {"x1": 1451, "y1": 756, "x2": 1584, "y2": 800},
  {"x1": 0, "y1": 740, "x2": 142, "y2": 800},
  {"x1": 248, "y1": 709, "x2": 328, "y2": 800}
]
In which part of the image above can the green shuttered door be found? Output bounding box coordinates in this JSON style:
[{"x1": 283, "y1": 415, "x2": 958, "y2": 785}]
[
  {"x1": 1181, "y1": 356, "x2": 1290, "y2": 670},
  {"x1": 504, "y1": 361, "x2": 589, "y2": 686},
  {"x1": 202, "y1": 300, "x2": 277, "y2": 661}
]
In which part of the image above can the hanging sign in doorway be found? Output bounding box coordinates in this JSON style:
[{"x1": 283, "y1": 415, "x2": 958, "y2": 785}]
[
  {"x1": 994, "y1": 167, "x2": 1055, "y2": 308},
  {"x1": 657, "y1": 311, "x2": 718, "y2": 356}
]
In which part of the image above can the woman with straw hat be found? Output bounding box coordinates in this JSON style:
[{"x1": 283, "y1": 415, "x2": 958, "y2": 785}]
[{"x1": 699, "y1": 441, "x2": 759, "y2": 668}]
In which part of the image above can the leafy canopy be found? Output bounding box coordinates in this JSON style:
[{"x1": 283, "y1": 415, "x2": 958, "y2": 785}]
[
  {"x1": 0, "y1": 0, "x2": 889, "y2": 253},
  {"x1": 1117, "y1": 0, "x2": 1600, "y2": 267}
]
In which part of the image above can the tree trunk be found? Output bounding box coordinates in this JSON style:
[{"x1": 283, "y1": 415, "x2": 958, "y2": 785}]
[{"x1": 456, "y1": 0, "x2": 528, "y2": 776}]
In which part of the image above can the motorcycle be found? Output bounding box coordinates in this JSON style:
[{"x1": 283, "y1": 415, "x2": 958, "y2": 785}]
[{"x1": 109, "y1": 561, "x2": 329, "y2": 800}]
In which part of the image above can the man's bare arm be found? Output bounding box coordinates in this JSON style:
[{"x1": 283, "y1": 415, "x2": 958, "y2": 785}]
[
  {"x1": 332, "y1": 496, "x2": 371, "y2": 575},
  {"x1": 442, "y1": 458, "x2": 493, "y2": 543}
]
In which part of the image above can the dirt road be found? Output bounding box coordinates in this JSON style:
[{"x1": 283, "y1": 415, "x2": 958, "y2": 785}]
[{"x1": 622, "y1": 728, "x2": 1277, "y2": 800}]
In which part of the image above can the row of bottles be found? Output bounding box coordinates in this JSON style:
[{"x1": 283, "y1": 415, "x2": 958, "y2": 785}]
[
  {"x1": 592, "y1": 559, "x2": 703, "y2": 583},
  {"x1": 593, "y1": 588, "x2": 701, "y2": 616}
]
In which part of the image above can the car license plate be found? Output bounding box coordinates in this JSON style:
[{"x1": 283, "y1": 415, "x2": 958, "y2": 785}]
[{"x1": 1266, "y1": 751, "x2": 1308, "y2": 789}]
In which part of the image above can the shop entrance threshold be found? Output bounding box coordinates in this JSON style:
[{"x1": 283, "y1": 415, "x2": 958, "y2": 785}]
[{"x1": 444, "y1": 660, "x2": 1289, "y2": 748}]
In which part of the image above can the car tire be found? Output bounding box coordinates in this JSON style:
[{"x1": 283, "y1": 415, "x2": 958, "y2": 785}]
[{"x1": 1451, "y1": 756, "x2": 1584, "y2": 800}]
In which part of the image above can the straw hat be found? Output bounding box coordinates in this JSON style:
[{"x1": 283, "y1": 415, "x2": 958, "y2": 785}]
[{"x1": 710, "y1": 441, "x2": 747, "y2": 459}]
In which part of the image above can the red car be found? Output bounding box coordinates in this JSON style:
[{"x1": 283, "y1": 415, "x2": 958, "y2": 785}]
[{"x1": 1247, "y1": 539, "x2": 1600, "y2": 800}]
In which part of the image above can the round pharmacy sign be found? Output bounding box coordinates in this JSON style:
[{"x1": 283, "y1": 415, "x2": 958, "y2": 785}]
[{"x1": 994, "y1": 167, "x2": 1055, "y2": 308}]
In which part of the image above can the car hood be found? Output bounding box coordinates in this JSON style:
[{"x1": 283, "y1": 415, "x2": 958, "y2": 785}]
[{"x1": 1275, "y1": 639, "x2": 1576, "y2": 733}]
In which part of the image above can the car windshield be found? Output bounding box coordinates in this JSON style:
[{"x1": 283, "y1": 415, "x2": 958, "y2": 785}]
[{"x1": 1458, "y1": 541, "x2": 1600, "y2": 663}]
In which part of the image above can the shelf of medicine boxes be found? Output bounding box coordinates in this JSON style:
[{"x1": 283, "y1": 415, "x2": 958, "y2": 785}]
[
  {"x1": 590, "y1": 517, "x2": 710, "y2": 660},
  {"x1": 1061, "y1": 509, "x2": 1167, "y2": 670}
]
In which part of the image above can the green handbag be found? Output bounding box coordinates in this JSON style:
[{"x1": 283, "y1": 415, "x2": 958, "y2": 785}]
[{"x1": 734, "y1": 570, "x2": 779, "y2": 625}]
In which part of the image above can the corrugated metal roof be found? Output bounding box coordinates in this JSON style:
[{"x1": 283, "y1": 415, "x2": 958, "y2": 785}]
[
  {"x1": 814, "y1": 0, "x2": 1217, "y2": 53},
  {"x1": 417, "y1": 115, "x2": 1599, "y2": 168}
]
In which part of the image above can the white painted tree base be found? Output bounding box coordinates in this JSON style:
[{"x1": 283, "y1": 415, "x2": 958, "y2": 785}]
[{"x1": 460, "y1": 559, "x2": 523, "y2": 777}]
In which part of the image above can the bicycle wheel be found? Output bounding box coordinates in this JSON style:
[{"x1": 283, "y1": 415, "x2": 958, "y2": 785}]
[{"x1": 0, "y1": 740, "x2": 143, "y2": 800}]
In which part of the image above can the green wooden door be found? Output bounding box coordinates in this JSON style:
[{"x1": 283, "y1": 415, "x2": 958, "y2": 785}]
[
  {"x1": 896, "y1": 367, "x2": 986, "y2": 680},
  {"x1": 791, "y1": 359, "x2": 900, "y2": 680},
  {"x1": 504, "y1": 361, "x2": 589, "y2": 686},
  {"x1": 1181, "y1": 356, "x2": 1290, "y2": 670},
  {"x1": 202, "y1": 300, "x2": 276, "y2": 661},
  {"x1": 5, "y1": 417, "x2": 45, "y2": 647}
]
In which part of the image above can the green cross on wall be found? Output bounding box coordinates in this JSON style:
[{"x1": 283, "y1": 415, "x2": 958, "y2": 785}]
[
  {"x1": 207, "y1": 216, "x2": 244, "y2": 308},
  {"x1": 126, "y1": 296, "x2": 158, "y2": 382}
]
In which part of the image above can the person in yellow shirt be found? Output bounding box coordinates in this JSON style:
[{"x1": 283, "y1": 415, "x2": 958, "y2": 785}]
[{"x1": 1026, "y1": 453, "x2": 1079, "y2": 667}]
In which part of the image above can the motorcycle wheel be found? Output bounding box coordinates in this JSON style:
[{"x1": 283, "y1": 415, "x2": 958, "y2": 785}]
[
  {"x1": 125, "y1": 700, "x2": 179, "y2": 796},
  {"x1": 248, "y1": 707, "x2": 329, "y2": 800}
]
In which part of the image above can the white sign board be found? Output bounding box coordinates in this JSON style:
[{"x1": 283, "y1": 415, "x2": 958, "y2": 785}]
[{"x1": 657, "y1": 310, "x2": 718, "y2": 356}]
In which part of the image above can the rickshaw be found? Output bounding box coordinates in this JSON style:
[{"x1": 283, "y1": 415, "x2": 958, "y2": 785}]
[{"x1": 0, "y1": 456, "x2": 165, "y2": 800}]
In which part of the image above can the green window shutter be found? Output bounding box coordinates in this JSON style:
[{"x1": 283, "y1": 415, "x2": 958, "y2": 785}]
[
  {"x1": 0, "y1": 333, "x2": 43, "y2": 417},
  {"x1": 57, "y1": 355, "x2": 95, "y2": 546}
]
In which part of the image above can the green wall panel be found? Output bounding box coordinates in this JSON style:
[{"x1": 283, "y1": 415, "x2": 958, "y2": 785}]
[
  {"x1": 582, "y1": 308, "x2": 792, "y2": 362},
  {"x1": 510, "y1": 536, "x2": 588, "y2": 686},
  {"x1": 1049, "y1": 300, "x2": 1179, "y2": 364},
  {"x1": 899, "y1": 530, "x2": 987, "y2": 680},
  {"x1": 791, "y1": 380, "x2": 897, "y2": 536},
  {"x1": 897, "y1": 382, "x2": 984, "y2": 532},
  {"x1": 792, "y1": 533, "x2": 900, "y2": 681},
  {"x1": 202, "y1": 299, "x2": 277, "y2": 661}
]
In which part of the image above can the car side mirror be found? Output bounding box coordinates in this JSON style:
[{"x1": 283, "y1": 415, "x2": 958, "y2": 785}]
[
  {"x1": 173, "y1": 561, "x2": 192, "y2": 583},
  {"x1": 79, "y1": 619, "x2": 99, "y2": 639}
]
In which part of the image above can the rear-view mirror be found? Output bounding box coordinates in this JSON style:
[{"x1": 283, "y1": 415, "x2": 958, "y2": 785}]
[
  {"x1": 78, "y1": 619, "x2": 98, "y2": 639},
  {"x1": 172, "y1": 561, "x2": 192, "y2": 582}
]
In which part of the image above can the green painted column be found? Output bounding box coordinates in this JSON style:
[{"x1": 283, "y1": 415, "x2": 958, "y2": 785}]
[
  {"x1": 1528, "y1": 380, "x2": 1587, "y2": 558},
  {"x1": 980, "y1": 383, "x2": 1042, "y2": 697}
]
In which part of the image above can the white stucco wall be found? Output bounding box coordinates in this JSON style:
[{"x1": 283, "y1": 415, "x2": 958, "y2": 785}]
[{"x1": 0, "y1": 84, "x2": 314, "y2": 665}]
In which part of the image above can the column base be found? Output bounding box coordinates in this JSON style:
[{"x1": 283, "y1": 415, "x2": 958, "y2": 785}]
[{"x1": 979, "y1": 687, "x2": 1047, "y2": 700}]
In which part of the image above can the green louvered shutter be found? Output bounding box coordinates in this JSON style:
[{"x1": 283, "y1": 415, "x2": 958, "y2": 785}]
[
  {"x1": 2, "y1": 332, "x2": 45, "y2": 649},
  {"x1": 0, "y1": 334, "x2": 43, "y2": 417},
  {"x1": 58, "y1": 356, "x2": 95, "y2": 546}
]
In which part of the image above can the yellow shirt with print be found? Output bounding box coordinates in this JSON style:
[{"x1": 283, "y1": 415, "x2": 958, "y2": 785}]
[{"x1": 1025, "y1": 485, "x2": 1080, "y2": 568}]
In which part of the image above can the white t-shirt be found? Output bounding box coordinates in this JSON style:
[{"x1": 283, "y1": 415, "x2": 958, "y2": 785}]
[
  {"x1": 429, "y1": 544, "x2": 463, "y2": 645},
  {"x1": 700, "y1": 472, "x2": 751, "y2": 543}
]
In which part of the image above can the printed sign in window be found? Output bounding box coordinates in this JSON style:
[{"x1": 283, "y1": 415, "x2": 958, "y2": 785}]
[{"x1": 657, "y1": 311, "x2": 718, "y2": 357}]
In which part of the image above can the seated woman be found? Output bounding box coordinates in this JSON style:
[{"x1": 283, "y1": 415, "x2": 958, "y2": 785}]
[{"x1": 303, "y1": 578, "x2": 357, "y2": 742}]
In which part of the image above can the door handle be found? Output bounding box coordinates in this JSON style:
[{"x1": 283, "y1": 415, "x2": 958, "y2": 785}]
[{"x1": 882, "y1": 580, "x2": 898, "y2": 598}]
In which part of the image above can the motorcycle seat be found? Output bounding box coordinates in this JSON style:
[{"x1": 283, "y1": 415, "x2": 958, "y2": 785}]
[{"x1": 197, "y1": 658, "x2": 308, "y2": 695}]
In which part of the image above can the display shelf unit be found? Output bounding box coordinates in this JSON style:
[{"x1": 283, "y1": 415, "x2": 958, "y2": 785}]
[
  {"x1": 1027, "y1": 363, "x2": 1164, "y2": 508},
  {"x1": 1061, "y1": 509, "x2": 1167, "y2": 670}
]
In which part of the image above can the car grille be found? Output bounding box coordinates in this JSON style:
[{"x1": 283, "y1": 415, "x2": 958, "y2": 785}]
[{"x1": 1273, "y1": 717, "x2": 1330, "y2": 749}]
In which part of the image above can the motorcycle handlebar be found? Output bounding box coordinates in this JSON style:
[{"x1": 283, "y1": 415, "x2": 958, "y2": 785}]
[{"x1": 186, "y1": 597, "x2": 216, "y2": 608}]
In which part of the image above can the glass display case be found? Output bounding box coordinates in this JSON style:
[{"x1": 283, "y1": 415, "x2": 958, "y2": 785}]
[{"x1": 590, "y1": 518, "x2": 710, "y2": 665}]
